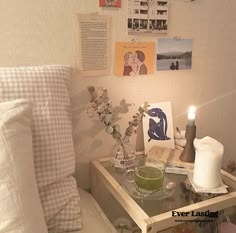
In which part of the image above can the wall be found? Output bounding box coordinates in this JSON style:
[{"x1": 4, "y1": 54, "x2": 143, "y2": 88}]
[{"x1": 0, "y1": 0, "x2": 235, "y2": 189}]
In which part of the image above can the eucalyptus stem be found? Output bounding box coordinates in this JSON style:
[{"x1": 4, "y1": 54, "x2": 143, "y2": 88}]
[
  {"x1": 117, "y1": 138, "x2": 129, "y2": 159},
  {"x1": 87, "y1": 86, "x2": 149, "y2": 160}
]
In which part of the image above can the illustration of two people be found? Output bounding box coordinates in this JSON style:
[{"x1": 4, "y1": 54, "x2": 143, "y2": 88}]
[
  {"x1": 170, "y1": 60, "x2": 179, "y2": 70},
  {"x1": 123, "y1": 50, "x2": 147, "y2": 76}
]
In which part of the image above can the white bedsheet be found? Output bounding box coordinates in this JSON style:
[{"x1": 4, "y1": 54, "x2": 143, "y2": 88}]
[{"x1": 78, "y1": 188, "x2": 117, "y2": 233}]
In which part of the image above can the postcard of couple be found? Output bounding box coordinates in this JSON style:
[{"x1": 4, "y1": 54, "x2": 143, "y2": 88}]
[{"x1": 115, "y1": 42, "x2": 155, "y2": 77}]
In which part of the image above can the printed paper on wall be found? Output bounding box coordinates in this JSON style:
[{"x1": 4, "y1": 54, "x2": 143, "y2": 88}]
[{"x1": 78, "y1": 13, "x2": 111, "y2": 76}]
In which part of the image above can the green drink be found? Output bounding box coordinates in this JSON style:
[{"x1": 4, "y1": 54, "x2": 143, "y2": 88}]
[
  {"x1": 135, "y1": 166, "x2": 164, "y2": 192},
  {"x1": 124, "y1": 158, "x2": 166, "y2": 193}
]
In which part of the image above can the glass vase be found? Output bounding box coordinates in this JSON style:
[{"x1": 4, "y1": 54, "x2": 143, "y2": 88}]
[{"x1": 111, "y1": 143, "x2": 136, "y2": 171}]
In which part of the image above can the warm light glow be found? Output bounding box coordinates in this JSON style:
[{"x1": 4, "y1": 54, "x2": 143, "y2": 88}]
[
  {"x1": 188, "y1": 105, "x2": 196, "y2": 120},
  {"x1": 187, "y1": 106, "x2": 196, "y2": 126},
  {"x1": 188, "y1": 105, "x2": 196, "y2": 114}
]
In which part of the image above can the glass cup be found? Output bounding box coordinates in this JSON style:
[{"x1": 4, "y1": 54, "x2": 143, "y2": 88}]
[{"x1": 124, "y1": 158, "x2": 166, "y2": 193}]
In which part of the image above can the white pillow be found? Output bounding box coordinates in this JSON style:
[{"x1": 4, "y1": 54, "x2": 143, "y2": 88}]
[{"x1": 0, "y1": 99, "x2": 48, "y2": 233}]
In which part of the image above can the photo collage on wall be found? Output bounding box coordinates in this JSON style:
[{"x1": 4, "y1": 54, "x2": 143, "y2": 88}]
[
  {"x1": 82, "y1": 1, "x2": 194, "y2": 152},
  {"x1": 82, "y1": 1, "x2": 194, "y2": 76}
]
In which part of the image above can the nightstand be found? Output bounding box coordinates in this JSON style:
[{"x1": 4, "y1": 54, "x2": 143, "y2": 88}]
[{"x1": 91, "y1": 157, "x2": 236, "y2": 233}]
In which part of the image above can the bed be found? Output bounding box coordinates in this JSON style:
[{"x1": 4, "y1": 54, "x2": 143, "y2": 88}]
[{"x1": 0, "y1": 65, "x2": 117, "y2": 233}]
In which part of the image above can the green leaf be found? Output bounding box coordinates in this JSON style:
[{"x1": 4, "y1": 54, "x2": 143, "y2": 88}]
[
  {"x1": 112, "y1": 132, "x2": 121, "y2": 139},
  {"x1": 105, "y1": 125, "x2": 113, "y2": 134},
  {"x1": 113, "y1": 124, "x2": 120, "y2": 133}
]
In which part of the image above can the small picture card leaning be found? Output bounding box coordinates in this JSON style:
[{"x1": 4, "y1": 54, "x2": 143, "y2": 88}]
[{"x1": 143, "y1": 102, "x2": 175, "y2": 154}]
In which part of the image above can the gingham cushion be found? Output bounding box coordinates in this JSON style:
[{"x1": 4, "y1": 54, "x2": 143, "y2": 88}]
[
  {"x1": 40, "y1": 176, "x2": 81, "y2": 232},
  {"x1": 0, "y1": 65, "x2": 82, "y2": 232}
]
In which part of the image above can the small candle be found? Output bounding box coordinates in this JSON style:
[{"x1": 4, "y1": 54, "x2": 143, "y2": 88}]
[
  {"x1": 193, "y1": 136, "x2": 224, "y2": 189},
  {"x1": 188, "y1": 106, "x2": 196, "y2": 126}
]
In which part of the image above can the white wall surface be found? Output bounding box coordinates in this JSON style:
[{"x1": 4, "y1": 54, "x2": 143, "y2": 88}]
[{"x1": 0, "y1": 0, "x2": 235, "y2": 189}]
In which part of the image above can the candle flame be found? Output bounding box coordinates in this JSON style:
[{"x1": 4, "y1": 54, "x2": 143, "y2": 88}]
[
  {"x1": 188, "y1": 105, "x2": 196, "y2": 113},
  {"x1": 188, "y1": 105, "x2": 196, "y2": 121}
]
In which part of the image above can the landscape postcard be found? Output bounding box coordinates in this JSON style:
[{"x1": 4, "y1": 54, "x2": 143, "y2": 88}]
[{"x1": 156, "y1": 38, "x2": 193, "y2": 71}]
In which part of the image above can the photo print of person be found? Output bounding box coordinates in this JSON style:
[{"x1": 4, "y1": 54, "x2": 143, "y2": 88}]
[
  {"x1": 115, "y1": 42, "x2": 155, "y2": 76},
  {"x1": 156, "y1": 38, "x2": 193, "y2": 71},
  {"x1": 142, "y1": 102, "x2": 175, "y2": 154}
]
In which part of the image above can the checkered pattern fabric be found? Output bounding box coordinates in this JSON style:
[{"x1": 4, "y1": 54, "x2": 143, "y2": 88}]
[
  {"x1": 39, "y1": 176, "x2": 82, "y2": 232},
  {"x1": 0, "y1": 65, "x2": 82, "y2": 232}
]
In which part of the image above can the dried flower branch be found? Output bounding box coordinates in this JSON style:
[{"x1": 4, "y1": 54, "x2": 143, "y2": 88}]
[{"x1": 87, "y1": 86, "x2": 149, "y2": 159}]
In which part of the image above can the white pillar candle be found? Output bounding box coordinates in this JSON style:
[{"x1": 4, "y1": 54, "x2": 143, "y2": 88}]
[{"x1": 193, "y1": 136, "x2": 224, "y2": 189}]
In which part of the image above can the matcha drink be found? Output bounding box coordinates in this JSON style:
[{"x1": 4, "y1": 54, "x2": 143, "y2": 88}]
[{"x1": 135, "y1": 166, "x2": 164, "y2": 192}]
